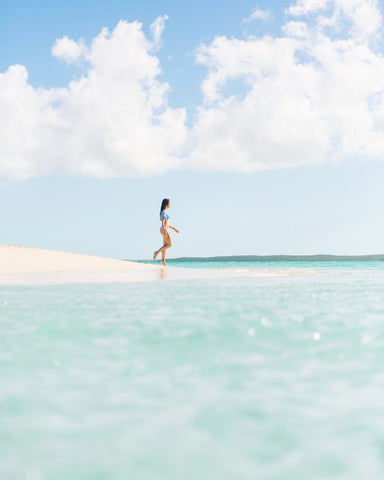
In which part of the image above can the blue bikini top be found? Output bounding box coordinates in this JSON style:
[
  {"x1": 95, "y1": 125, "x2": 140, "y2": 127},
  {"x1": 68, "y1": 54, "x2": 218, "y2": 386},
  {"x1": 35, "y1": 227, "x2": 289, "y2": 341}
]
[{"x1": 160, "y1": 210, "x2": 170, "y2": 221}]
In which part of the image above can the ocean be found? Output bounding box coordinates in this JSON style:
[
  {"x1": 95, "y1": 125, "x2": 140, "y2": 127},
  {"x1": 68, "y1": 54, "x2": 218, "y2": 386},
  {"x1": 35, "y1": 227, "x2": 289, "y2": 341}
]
[{"x1": 1, "y1": 261, "x2": 384, "y2": 480}]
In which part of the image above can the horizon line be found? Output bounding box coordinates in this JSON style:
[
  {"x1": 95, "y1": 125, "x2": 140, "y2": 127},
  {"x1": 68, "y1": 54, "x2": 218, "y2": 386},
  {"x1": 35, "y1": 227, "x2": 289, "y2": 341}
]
[{"x1": 135, "y1": 254, "x2": 384, "y2": 262}]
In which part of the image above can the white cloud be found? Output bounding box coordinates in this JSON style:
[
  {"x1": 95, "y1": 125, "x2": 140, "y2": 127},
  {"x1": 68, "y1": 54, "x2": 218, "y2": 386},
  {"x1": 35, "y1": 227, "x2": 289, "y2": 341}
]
[
  {"x1": 186, "y1": 0, "x2": 384, "y2": 173},
  {"x1": 52, "y1": 36, "x2": 87, "y2": 63},
  {"x1": 0, "y1": 20, "x2": 186, "y2": 181},
  {"x1": 2, "y1": 2, "x2": 384, "y2": 181},
  {"x1": 283, "y1": 21, "x2": 309, "y2": 38},
  {"x1": 244, "y1": 8, "x2": 272, "y2": 22},
  {"x1": 287, "y1": 0, "x2": 332, "y2": 16},
  {"x1": 0, "y1": 65, "x2": 61, "y2": 180},
  {"x1": 288, "y1": 0, "x2": 382, "y2": 41},
  {"x1": 150, "y1": 15, "x2": 169, "y2": 50}
]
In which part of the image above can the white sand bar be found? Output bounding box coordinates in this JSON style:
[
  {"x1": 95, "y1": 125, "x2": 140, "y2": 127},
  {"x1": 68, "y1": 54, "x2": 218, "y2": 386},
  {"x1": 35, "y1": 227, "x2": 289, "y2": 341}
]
[
  {"x1": 0, "y1": 244, "x2": 161, "y2": 284},
  {"x1": 0, "y1": 244, "x2": 159, "y2": 274},
  {"x1": 0, "y1": 244, "x2": 311, "y2": 285}
]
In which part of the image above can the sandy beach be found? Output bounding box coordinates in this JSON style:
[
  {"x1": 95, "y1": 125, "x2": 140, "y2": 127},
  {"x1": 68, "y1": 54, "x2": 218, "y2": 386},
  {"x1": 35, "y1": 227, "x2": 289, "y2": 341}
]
[
  {"x1": 0, "y1": 244, "x2": 165, "y2": 284},
  {"x1": 0, "y1": 244, "x2": 160, "y2": 274},
  {"x1": 0, "y1": 244, "x2": 302, "y2": 285}
]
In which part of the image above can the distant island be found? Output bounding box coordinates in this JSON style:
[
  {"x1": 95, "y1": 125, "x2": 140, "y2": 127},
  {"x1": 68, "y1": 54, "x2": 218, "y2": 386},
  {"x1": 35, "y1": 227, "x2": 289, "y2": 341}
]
[{"x1": 140, "y1": 254, "x2": 384, "y2": 263}]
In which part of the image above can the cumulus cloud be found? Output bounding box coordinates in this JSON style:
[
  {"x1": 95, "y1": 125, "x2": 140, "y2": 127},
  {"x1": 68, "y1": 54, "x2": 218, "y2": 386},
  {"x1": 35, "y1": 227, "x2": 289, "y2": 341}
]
[
  {"x1": 2, "y1": 1, "x2": 384, "y2": 181},
  {"x1": 283, "y1": 21, "x2": 309, "y2": 38},
  {"x1": 51, "y1": 36, "x2": 87, "y2": 63},
  {"x1": 244, "y1": 8, "x2": 272, "y2": 22},
  {"x1": 150, "y1": 15, "x2": 169, "y2": 50},
  {"x1": 187, "y1": 0, "x2": 384, "y2": 172},
  {"x1": 287, "y1": 0, "x2": 382, "y2": 41},
  {"x1": 0, "y1": 65, "x2": 62, "y2": 181},
  {"x1": 287, "y1": 0, "x2": 332, "y2": 16},
  {"x1": 0, "y1": 20, "x2": 186, "y2": 181}
]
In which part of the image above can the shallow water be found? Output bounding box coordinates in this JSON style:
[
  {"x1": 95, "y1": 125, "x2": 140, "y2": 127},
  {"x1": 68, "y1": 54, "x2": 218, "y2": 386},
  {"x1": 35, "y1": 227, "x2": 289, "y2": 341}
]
[{"x1": 1, "y1": 262, "x2": 384, "y2": 479}]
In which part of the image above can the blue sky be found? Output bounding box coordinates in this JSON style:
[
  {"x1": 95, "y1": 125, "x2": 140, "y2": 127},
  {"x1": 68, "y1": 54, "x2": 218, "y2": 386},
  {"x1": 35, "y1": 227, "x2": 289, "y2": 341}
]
[{"x1": 1, "y1": 0, "x2": 384, "y2": 259}]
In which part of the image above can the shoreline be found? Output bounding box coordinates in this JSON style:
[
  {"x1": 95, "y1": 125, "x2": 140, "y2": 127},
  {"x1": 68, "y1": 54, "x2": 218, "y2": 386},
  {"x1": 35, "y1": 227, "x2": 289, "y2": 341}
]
[
  {"x1": 0, "y1": 244, "x2": 313, "y2": 285},
  {"x1": 140, "y1": 254, "x2": 384, "y2": 262}
]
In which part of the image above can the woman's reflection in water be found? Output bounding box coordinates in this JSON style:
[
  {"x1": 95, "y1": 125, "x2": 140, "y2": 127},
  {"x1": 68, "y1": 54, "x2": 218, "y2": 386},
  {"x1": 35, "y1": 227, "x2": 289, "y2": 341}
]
[{"x1": 160, "y1": 267, "x2": 167, "y2": 281}]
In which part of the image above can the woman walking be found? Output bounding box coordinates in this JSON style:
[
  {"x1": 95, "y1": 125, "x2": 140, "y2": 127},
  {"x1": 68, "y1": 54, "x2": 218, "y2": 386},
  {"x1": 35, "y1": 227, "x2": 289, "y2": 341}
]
[{"x1": 153, "y1": 198, "x2": 179, "y2": 266}]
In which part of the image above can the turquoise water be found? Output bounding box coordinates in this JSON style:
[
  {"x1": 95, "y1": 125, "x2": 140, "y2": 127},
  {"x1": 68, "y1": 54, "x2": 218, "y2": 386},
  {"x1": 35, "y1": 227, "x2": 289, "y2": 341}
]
[{"x1": 2, "y1": 261, "x2": 384, "y2": 480}]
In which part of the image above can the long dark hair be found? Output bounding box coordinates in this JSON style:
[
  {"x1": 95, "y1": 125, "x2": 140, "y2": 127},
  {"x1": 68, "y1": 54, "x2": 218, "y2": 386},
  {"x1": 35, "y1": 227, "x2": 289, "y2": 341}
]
[{"x1": 160, "y1": 198, "x2": 170, "y2": 215}]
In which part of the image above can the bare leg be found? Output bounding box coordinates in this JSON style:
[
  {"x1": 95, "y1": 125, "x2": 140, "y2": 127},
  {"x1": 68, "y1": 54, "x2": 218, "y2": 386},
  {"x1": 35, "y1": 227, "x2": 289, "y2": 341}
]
[
  {"x1": 154, "y1": 241, "x2": 168, "y2": 259},
  {"x1": 154, "y1": 233, "x2": 166, "y2": 260},
  {"x1": 161, "y1": 233, "x2": 172, "y2": 265},
  {"x1": 154, "y1": 230, "x2": 171, "y2": 262}
]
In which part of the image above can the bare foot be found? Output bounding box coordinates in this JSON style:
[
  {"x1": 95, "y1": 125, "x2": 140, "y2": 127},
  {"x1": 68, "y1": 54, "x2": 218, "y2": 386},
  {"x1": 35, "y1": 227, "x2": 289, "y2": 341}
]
[
  {"x1": 153, "y1": 252, "x2": 157, "y2": 261},
  {"x1": 161, "y1": 260, "x2": 167, "y2": 266}
]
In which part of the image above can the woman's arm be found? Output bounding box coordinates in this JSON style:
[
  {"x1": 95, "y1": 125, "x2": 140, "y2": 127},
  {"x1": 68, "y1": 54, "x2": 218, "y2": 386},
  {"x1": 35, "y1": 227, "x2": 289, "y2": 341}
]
[{"x1": 169, "y1": 225, "x2": 180, "y2": 233}]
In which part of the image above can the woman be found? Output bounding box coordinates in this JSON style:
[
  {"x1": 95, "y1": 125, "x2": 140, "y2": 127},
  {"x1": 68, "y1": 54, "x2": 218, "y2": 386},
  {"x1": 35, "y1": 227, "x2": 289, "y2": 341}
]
[{"x1": 153, "y1": 198, "x2": 179, "y2": 266}]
